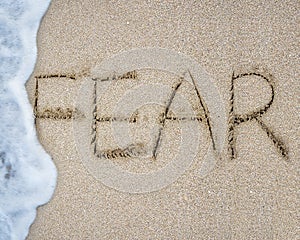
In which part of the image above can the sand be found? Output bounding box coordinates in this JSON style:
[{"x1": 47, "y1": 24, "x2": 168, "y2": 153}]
[{"x1": 25, "y1": 0, "x2": 299, "y2": 239}]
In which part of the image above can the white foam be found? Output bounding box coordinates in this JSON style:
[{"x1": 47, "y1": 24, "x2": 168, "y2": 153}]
[{"x1": 0, "y1": 1, "x2": 56, "y2": 239}]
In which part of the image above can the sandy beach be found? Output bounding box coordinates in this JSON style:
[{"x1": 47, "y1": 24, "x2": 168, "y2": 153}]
[{"x1": 25, "y1": 0, "x2": 299, "y2": 239}]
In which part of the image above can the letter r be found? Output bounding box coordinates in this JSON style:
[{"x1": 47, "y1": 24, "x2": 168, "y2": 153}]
[{"x1": 228, "y1": 70, "x2": 288, "y2": 160}]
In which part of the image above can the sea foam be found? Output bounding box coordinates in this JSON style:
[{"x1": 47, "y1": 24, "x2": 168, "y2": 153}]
[{"x1": 0, "y1": 1, "x2": 56, "y2": 239}]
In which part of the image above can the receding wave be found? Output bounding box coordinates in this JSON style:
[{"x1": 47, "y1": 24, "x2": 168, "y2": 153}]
[{"x1": 0, "y1": 1, "x2": 56, "y2": 239}]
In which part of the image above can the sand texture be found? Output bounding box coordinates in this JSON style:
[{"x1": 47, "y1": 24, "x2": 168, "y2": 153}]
[{"x1": 26, "y1": 0, "x2": 299, "y2": 239}]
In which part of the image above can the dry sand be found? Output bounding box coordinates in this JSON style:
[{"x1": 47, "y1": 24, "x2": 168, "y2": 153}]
[{"x1": 26, "y1": 0, "x2": 299, "y2": 239}]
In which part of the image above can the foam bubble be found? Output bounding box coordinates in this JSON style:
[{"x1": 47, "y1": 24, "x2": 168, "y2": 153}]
[{"x1": 0, "y1": 1, "x2": 56, "y2": 239}]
